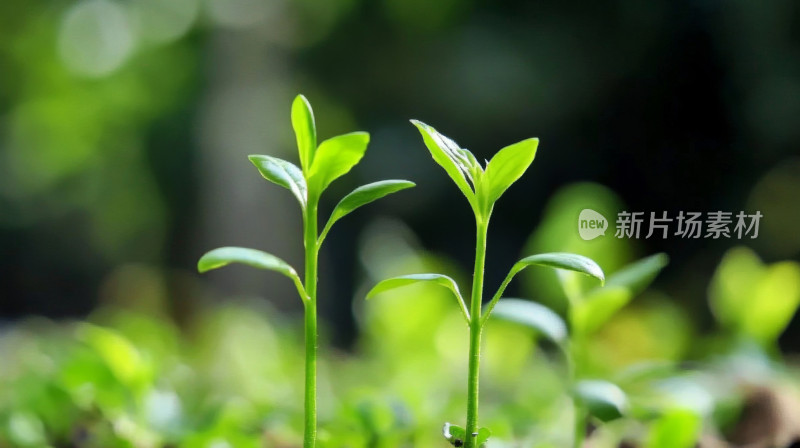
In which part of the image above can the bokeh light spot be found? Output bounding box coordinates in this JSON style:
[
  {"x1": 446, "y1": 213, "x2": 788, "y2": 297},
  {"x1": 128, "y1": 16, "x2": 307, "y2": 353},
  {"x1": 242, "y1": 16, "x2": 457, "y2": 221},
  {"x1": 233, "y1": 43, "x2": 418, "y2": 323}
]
[{"x1": 58, "y1": 0, "x2": 136, "y2": 78}]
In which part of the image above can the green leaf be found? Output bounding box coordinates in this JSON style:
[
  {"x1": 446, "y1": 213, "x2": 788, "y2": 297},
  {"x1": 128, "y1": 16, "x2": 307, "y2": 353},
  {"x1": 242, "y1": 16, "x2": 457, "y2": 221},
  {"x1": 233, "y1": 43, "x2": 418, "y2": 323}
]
[
  {"x1": 475, "y1": 427, "x2": 491, "y2": 446},
  {"x1": 512, "y1": 253, "x2": 606, "y2": 283},
  {"x1": 442, "y1": 423, "x2": 466, "y2": 446},
  {"x1": 319, "y1": 180, "x2": 415, "y2": 245},
  {"x1": 645, "y1": 410, "x2": 701, "y2": 448},
  {"x1": 483, "y1": 138, "x2": 538, "y2": 205},
  {"x1": 710, "y1": 247, "x2": 800, "y2": 344},
  {"x1": 308, "y1": 132, "x2": 370, "y2": 194},
  {"x1": 410, "y1": 120, "x2": 478, "y2": 210},
  {"x1": 570, "y1": 254, "x2": 668, "y2": 336},
  {"x1": 197, "y1": 247, "x2": 307, "y2": 301},
  {"x1": 483, "y1": 253, "x2": 604, "y2": 324},
  {"x1": 491, "y1": 299, "x2": 567, "y2": 343},
  {"x1": 248, "y1": 155, "x2": 307, "y2": 208},
  {"x1": 366, "y1": 273, "x2": 469, "y2": 322},
  {"x1": 603, "y1": 253, "x2": 669, "y2": 293},
  {"x1": 571, "y1": 287, "x2": 632, "y2": 336},
  {"x1": 292, "y1": 94, "x2": 316, "y2": 172},
  {"x1": 574, "y1": 380, "x2": 628, "y2": 422},
  {"x1": 78, "y1": 324, "x2": 146, "y2": 387}
]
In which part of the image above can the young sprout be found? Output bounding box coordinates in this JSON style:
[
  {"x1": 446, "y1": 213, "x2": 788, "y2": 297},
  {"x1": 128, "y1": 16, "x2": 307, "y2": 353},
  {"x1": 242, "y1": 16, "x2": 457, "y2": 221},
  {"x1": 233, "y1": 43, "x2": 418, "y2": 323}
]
[
  {"x1": 366, "y1": 121, "x2": 605, "y2": 448},
  {"x1": 197, "y1": 95, "x2": 414, "y2": 448},
  {"x1": 492, "y1": 253, "x2": 669, "y2": 447}
]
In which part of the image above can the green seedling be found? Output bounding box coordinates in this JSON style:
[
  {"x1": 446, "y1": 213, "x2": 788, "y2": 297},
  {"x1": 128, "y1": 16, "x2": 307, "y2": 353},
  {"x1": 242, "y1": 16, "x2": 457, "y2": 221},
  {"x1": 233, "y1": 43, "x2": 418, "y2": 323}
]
[
  {"x1": 710, "y1": 246, "x2": 800, "y2": 349},
  {"x1": 492, "y1": 253, "x2": 669, "y2": 447},
  {"x1": 366, "y1": 121, "x2": 605, "y2": 448},
  {"x1": 197, "y1": 95, "x2": 414, "y2": 447}
]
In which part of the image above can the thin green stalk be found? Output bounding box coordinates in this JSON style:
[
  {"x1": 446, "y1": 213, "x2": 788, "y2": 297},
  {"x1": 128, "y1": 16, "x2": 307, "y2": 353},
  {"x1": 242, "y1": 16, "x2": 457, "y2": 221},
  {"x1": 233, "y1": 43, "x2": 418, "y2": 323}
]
[
  {"x1": 303, "y1": 198, "x2": 319, "y2": 448},
  {"x1": 465, "y1": 217, "x2": 489, "y2": 448}
]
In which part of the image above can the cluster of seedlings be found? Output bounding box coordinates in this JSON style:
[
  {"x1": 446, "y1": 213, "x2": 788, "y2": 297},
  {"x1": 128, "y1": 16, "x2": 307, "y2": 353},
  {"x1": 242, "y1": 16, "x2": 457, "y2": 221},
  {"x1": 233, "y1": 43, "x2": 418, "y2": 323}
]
[{"x1": 198, "y1": 95, "x2": 664, "y2": 448}]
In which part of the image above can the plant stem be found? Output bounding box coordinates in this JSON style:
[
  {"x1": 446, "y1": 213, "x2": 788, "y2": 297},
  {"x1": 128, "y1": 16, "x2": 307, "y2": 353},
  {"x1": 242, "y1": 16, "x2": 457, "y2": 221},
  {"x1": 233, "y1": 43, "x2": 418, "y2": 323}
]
[
  {"x1": 465, "y1": 217, "x2": 489, "y2": 448},
  {"x1": 303, "y1": 198, "x2": 319, "y2": 448}
]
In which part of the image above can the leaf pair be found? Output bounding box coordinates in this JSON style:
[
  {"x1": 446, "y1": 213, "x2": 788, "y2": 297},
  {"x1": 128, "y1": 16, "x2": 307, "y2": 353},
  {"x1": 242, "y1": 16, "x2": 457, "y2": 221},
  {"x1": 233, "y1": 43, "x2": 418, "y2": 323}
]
[
  {"x1": 256, "y1": 96, "x2": 370, "y2": 208},
  {"x1": 367, "y1": 252, "x2": 605, "y2": 327},
  {"x1": 411, "y1": 120, "x2": 538, "y2": 216},
  {"x1": 442, "y1": 423, "x2": 490, "y2": 447}
]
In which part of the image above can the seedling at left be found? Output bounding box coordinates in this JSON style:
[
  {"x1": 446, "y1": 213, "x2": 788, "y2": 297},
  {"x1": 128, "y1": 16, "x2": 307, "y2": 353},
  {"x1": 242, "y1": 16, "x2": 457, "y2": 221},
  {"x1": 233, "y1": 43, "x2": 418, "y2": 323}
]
[{"x1": 197, "y1": 95, "x2": 414, "y2": 448}]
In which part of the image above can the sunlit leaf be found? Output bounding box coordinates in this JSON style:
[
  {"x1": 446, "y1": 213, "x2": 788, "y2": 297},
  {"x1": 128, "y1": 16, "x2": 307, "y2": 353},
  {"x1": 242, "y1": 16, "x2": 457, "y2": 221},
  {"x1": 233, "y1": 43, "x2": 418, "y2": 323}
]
[
  {"x1": 292, "y1": 94, "x2": 316, "y2": 172},
  {"x1": 710, "y1": 247, "x2": 800, "y2": 344},
  {"x1": 319, "y1": 180, "x2": 415, "y2": 245},
  {"x1": 308, "y1": 132, "x2": 370, "y2": 194},
  {"x1": 484, "y1": 253, "x2": 604, "y2": 323},
  {"x1": 366, "y1": 273, "x2": 469, "y2": 322},
  {"x1": 77, "y1": 324, "x2": 146, "y2": 387},
  {"x1": 602, "y1": 253, "x2": 669, "y2": 293},
  {"x1": 248, "y1": 155, "x2": 307, "y2": 208},
  {"x1": 491, "y1": 299, "x2": 567, "y2": 343},
  {"x1": 511, "y1": 253, "x2": 605, "y2": 283},
  {"x1": 483, "y1": 138, "x2": 538, "y2": 205},
  {"x1": 645, "y1": 409, "x2": 701, "y2": 448},
  {"x1": 571, "y1": 287, "x2": 631, "y2": 336},
  {"x1": 476, "y1": 427, "x2": 491, "y2": 446},
  {"x1": 574, "y1": 379, "x2": 628, "y2": 422},
  {"x1": 410, "y1": 120, "x2": 477, "y2": 210},
  {"x1": 197, "y1": 247, "x2": 307, "y2": 301}
]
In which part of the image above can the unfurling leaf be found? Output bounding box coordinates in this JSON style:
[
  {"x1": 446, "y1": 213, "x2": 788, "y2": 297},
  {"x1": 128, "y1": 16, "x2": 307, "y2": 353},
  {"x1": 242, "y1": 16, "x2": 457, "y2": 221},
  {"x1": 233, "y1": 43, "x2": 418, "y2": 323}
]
[
  {"x1": 292, "y1": 94, "x2": 316, "y2": 172},
  {"x1": 248, "y1": 155, "x2": 307, "y2": 208},
  {"x1": 410, "y1": 120, "x2": 478, "y2": 210}
]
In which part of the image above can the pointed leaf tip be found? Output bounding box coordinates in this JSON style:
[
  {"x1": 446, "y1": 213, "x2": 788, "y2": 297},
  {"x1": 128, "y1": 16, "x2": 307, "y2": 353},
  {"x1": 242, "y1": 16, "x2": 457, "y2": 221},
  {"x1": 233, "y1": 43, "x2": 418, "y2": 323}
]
[
  {"x1": 291, "y1": 94, "x2": 317, "y2": 172},
  {"x1": 515, "y1": 252, "x2": 605, "y2": 284}
]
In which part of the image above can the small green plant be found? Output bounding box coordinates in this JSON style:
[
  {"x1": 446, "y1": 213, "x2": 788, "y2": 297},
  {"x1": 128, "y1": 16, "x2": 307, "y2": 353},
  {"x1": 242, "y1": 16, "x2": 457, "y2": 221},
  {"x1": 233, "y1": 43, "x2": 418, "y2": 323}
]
[
  {"x1": 492, "y1": 253, "x2": 669, "y2": 447},
  {"x1": 197, "y1": 95, "x2": 414, "y2": 447},
  {"x1": 366, "y1": 121, "x2": 605, "y2": 448}
]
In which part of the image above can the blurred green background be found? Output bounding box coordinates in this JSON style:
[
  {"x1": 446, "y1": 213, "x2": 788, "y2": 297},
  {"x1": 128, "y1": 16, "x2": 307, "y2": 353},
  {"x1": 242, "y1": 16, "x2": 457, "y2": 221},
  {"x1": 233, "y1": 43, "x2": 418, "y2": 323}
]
[{"x1": 1, "y1": 0, "x2": 800, "y2": 446}]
